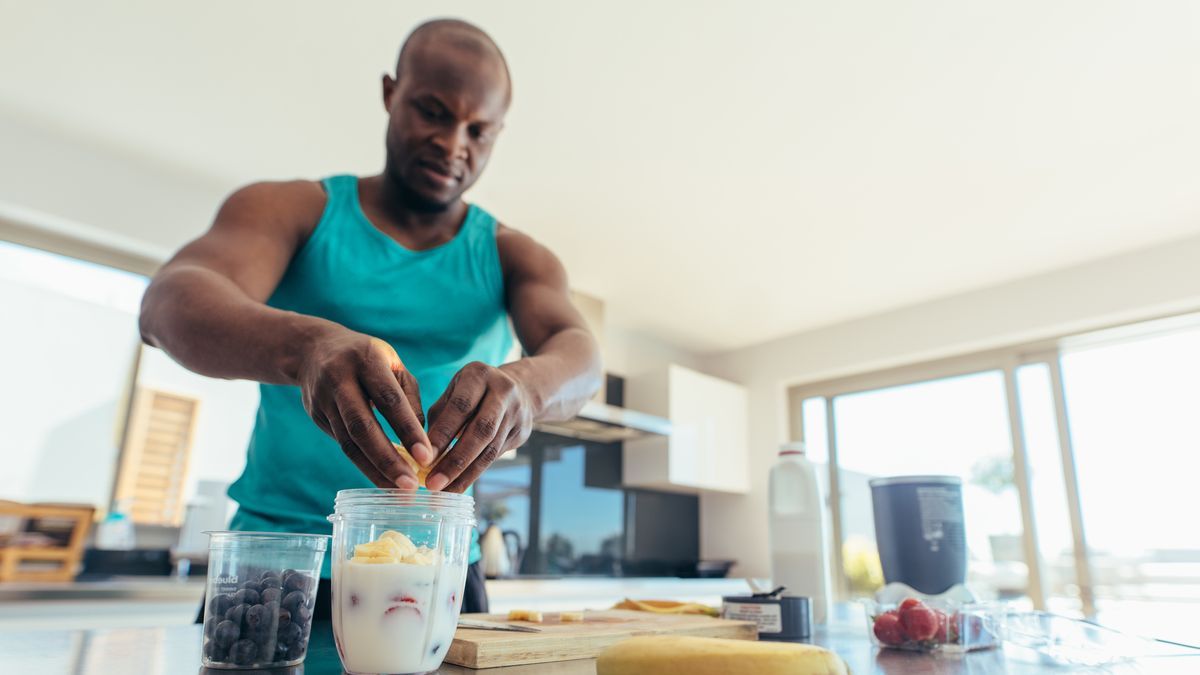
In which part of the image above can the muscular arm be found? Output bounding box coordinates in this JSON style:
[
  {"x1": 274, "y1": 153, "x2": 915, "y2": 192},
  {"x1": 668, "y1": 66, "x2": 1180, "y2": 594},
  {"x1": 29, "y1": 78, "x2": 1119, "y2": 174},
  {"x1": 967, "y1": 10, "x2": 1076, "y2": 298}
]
[
  {"x1": 496, "y1": 228, "x2": 603, "y2": 422},
  {"x1": 140, "y1": 181, "x2": 434, "y2": 487},
  {"x1": 139, "y1": 181, "x2": 331, "y2": 383},
  {"x1": 424, "y1": 226, "x2": 602, "y2": 492}
]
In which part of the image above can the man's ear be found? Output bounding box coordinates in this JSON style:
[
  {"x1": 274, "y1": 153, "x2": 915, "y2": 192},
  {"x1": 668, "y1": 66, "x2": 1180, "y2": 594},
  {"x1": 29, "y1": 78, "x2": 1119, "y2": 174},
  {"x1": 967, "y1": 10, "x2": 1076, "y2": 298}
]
[{"x1": 382, "y1": 74, "x2": 397, "y2": 111}]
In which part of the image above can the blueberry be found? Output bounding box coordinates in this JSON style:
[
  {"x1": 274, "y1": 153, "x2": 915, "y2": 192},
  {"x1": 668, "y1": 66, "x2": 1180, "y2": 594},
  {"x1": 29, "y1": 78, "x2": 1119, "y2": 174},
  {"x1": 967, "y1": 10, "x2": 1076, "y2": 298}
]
[
  {"x1": 277, "y1": 621, "x2": 302, "y2": 646},
  {"x1": 224, "y1": 603, "x2": 248, "y2": 627},
  {"x1": 277, "y1": 608, "x2": 291, "y2": 629},
  {"x1": 232, "y1": 638, "x2": 258, "y2": 665},
  {"x1": 260, "y1": 575, "x2": 282, "y2": 590},
  {"x1": 281, "y1": 590, "x2": 307, "y2": 615},
  {"x1": 260, "y1": 569, "x2": 280, "y2": 581},
  {"x1": 285, "y1": 639, "x2": 307, "y2": 661},
  {"x1": 214, "y1": 619, "x2": 240, "y2": 648},
  {"x1": 203, "y1": 638, "x2": 227, "y2": 661},
  {"x1": 207, "y1": 593, "x2": 234, "y2": 618},
  {"x1": 284, "y1": 572, "x2": 314, "y2": 594},
  {"x1": 258, "y1": 638, "x2": 278, "y2": 664},
  {"x1": 260, "y1": 587, "x2": 282, "y2": 605},
  {"x1": 232, "y1": 588, "x2": 260, "y2": 606},
  {"x1": 275, "y1": 642, "x2": 289, "y2": 660},
  {"x1": 204, "y1": 616, "x2": 218, "y2": 638},
  {"x1": 245, "y1": 604, "x2": 270, "y2": 630},
  {"x1": 239, "y1": 579, "x2": 262, "y2": 594},
  {"x1": 293, "y1": 604, "x2": 312, "y2": 627}
]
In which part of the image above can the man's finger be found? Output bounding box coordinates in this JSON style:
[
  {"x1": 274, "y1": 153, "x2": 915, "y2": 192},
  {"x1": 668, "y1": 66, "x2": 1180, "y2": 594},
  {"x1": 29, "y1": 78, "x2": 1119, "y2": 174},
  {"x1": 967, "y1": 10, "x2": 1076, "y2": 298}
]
[
  {"x1": 325, "y1": 406, "x2": 396, "y2": 489},
  {"x1": 361, "y1": 365, "x2": 432, "y2": 466},
  {"x1": 426, "y1": 391, "x2": 505, "y2": 491},
  {"x1": 443, "y1": 421, "x2": 513, "y2": 494},
  {"x1": 396, "y1": 369, "x2": 426, "y2": 429},
  {"x1": 334, "y1": 387, "x2": 418, "y2": 489},
  {"x1": 426, "y1": 373, "x2": 486, "y2": 457}
]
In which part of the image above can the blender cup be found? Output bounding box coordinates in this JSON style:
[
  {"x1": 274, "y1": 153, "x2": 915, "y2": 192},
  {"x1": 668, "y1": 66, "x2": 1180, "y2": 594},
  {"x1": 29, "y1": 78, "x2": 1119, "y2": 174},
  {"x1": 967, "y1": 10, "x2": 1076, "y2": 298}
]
[
  {"x1": 201, "y1": 531, "x2": 329, "y2": 669},
  {"x1": 328, "y1": 488, "x2": 476, "y2": 675}
]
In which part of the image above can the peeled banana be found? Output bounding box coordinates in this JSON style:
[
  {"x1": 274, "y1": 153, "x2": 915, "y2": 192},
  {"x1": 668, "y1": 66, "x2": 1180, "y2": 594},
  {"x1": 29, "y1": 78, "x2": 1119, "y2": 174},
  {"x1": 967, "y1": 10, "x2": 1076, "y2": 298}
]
[
  {"x1": 350, "y1": 530, "x2": 436, "y2": 565},
  {"x1": 394, "y1": 443, "x2": 433, "y2": 488},
  {"x1": 596, "y1": 635, "x2": 849, "y2": 675},
  {"x1": 611, "y1": 598, "x2": 720, "y2": 617}
]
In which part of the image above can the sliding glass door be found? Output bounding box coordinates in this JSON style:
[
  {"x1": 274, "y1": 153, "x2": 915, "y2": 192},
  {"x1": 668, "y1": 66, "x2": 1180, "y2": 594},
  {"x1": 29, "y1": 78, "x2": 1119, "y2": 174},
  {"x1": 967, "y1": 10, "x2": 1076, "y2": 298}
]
[{"x1": 791, "y1": 311, "x2": 1200, "y2": 645}]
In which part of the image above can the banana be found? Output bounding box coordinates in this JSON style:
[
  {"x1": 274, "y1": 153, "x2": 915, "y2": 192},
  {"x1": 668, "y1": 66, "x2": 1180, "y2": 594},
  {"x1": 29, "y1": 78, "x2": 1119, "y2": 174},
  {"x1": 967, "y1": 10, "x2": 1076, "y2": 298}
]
[
  {"x1": 350, "y1": 530, "x2": 436, "y2": 565},
  {"x1": 394, "y1": 443, "x2": 433, "y2": 488},
  {"x1": 611, "y1": 598, "x2": 720, "y2": 617}
]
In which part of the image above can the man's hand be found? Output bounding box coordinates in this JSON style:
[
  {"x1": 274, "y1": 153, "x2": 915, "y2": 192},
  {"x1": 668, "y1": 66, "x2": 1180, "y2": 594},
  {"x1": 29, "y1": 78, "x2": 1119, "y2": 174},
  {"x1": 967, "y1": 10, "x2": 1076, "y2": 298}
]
[
  {"x1": 296, "y1": 328, "x2": 434, "y2": 489},
  {"x1": 423, "y1": 362, "x2": 534, "y2": 492}
]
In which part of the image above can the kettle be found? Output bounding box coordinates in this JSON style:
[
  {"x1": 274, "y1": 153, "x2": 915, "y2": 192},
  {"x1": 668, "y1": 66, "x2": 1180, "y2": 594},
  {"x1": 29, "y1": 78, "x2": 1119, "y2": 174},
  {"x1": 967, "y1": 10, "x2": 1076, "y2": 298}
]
[{"x1": 480, "y1": 524, "x2": 523, "y2": 578}]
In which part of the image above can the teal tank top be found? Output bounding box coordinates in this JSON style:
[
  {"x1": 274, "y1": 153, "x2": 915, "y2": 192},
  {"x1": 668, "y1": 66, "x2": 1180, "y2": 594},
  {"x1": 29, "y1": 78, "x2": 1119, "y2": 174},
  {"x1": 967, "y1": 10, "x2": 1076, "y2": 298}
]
[{"x1": 228, "y1": 175, "x2": 512, "y2": 572}]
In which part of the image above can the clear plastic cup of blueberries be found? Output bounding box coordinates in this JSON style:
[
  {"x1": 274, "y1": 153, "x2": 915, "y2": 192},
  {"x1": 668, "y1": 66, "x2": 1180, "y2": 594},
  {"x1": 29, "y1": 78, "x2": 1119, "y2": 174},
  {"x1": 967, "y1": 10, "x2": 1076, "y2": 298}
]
[{"x1": 201, "y1": 531, "x2": 330, "y2": 669}]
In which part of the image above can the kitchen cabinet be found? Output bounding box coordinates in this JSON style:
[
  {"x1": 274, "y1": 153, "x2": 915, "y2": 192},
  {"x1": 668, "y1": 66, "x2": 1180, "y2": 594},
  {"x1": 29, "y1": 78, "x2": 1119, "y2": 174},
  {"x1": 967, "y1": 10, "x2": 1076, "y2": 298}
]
[{"x1": 622, "y1": 365, "x2": 749, "y2": 494}]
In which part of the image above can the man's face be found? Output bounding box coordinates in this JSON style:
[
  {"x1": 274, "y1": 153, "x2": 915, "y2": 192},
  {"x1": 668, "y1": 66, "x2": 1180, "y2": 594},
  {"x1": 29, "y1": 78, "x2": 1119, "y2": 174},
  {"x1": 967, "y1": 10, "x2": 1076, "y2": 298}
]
[{"x1": 382, "y1": 45, "x2": 509, "y2": 211}]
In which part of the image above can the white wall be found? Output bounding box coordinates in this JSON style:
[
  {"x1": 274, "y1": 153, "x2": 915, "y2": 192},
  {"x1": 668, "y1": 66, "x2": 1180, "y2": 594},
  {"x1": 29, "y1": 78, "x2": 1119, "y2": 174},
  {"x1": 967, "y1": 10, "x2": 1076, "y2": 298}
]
[
  {"x1": 603, "y1": 323, "x2": 703, "y2": 379},
  {"x1": 0, "y1": 109, "x2": 231, "y2": 254},
  {"x1": 699, "y1": 233, "x2": 1200, "y2": 578}
]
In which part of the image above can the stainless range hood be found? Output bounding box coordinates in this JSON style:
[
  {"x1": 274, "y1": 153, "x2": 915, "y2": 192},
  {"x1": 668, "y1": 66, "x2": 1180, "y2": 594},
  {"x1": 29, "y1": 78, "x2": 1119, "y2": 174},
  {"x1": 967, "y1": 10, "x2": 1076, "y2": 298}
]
[
  {"x1": 532, "y1": 400, "x2": 671, "y2": 443},
  {"x1": 528, "y1": 291, "x2": 672, "y2": 444}
]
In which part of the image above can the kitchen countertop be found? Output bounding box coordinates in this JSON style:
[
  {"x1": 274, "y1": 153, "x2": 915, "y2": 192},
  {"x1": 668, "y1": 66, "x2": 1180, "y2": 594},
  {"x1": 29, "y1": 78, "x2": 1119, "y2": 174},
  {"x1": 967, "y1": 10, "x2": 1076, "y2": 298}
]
[
  {"x1": 2, "y1": 604, "x2": 1195, "y2": 674},
  {"x1": 0, "y1": 576, "x2": 753, "y2": 630}
]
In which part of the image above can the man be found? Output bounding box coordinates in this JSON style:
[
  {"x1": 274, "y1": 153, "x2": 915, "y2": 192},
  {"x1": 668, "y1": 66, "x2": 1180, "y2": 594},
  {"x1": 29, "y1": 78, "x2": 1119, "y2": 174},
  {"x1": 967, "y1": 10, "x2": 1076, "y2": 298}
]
[{"x1": 140, "y1": 18, "x2": 601, "y2": 617}]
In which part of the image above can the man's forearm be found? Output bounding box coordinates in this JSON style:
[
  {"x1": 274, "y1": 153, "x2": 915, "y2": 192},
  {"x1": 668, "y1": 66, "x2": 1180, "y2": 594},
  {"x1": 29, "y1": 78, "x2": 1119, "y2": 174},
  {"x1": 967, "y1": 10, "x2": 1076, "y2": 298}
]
[
  {"x1": 139, "y1": 265, "x2": 338, "y2": 385},
  {"x1": 500, "y1": 326, "x2": 602, "y2": 422}
]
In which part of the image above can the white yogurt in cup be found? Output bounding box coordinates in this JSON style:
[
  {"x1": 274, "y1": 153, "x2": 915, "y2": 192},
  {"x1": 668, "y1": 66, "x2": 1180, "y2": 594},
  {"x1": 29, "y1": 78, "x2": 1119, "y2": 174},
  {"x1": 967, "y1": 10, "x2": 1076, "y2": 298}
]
[{"x1": 328, "y1": 489, "x2": 475, "y2": 675}]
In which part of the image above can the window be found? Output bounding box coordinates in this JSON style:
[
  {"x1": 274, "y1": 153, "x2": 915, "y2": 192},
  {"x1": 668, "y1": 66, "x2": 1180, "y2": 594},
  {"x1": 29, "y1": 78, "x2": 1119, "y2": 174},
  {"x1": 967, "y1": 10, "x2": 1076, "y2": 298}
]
[
  {"x1": 829, "y1": 372, "x2": 1030, "y2": 601},
  {"x1": 789, "y1": 311, "x2": 1200, "y2": 645},
  {"x1": 0, "y1": 239, "x2": 258, "y2": 525},
  {"x1": 0, "y1": 241, "x2": 147, "y2": 509},
  {"x1": 1059, "y1": 321, "x2": 1200, "y2": 644},
  {"x1": 472, "y1": 431, "x2": 700, "y2": 577}
]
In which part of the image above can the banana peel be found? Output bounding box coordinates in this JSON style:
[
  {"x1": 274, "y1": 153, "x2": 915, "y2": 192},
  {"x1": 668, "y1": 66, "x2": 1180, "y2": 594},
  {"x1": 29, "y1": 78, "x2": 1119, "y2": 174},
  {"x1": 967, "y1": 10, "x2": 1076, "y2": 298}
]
[{"x1": 611, "y1": 598, "x2": 720, "y2": 617}]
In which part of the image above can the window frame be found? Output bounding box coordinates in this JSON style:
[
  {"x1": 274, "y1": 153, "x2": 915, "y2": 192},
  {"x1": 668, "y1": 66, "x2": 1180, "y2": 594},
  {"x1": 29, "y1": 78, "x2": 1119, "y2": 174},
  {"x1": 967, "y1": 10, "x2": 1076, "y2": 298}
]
[{"x1": 784, "y1": 314, "x2": 1200, "y2": 616}]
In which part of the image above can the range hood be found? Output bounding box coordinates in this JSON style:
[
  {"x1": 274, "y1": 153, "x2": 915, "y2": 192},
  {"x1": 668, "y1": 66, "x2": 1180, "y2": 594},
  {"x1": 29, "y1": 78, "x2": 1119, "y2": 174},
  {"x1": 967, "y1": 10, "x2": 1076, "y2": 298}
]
[
  {"x1": 527, "y1": 291, "x2": 672, "y2": 444},
  {"x1": 532, "y1": 400, "x2": 671, "y2": 443}
]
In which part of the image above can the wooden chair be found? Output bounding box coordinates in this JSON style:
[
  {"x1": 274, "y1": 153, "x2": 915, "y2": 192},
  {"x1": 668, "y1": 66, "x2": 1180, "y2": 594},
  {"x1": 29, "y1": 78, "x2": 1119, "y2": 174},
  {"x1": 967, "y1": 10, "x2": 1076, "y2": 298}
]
[{"x1": 0, "y1": 500, "x2": 95, "y2": 582}]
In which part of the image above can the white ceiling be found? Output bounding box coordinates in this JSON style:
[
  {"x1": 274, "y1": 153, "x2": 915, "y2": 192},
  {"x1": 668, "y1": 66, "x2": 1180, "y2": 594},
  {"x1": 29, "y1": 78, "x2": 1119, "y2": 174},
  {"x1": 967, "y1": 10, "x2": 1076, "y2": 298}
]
[{"x1": 3, "y1": 1, "x2": 1200, "y2": 353}]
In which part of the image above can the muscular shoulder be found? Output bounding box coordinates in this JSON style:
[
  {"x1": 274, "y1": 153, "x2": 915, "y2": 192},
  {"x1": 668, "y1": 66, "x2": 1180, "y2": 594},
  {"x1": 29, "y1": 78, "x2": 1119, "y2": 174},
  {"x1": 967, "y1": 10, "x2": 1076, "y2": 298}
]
[
  {"x1": 216, "y1": 179, "x2": 327, "y2": 242},
  {"x1": 495, "y1": 223, "x2": 567, "y2": 286}
]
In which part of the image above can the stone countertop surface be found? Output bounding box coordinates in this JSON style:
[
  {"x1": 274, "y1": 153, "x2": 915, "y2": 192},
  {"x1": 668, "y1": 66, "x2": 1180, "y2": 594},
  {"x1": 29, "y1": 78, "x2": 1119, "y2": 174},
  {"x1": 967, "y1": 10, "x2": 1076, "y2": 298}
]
[{"x1": 2, "y1": 604, "x2": 1196, "y2": 674}]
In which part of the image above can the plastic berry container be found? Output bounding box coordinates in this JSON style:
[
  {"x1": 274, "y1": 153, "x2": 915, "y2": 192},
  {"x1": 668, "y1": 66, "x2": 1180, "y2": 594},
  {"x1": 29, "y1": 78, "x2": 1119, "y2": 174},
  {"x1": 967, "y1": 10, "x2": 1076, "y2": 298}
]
[
  {"x1": 864, "y1": 597, "x2": 1002, "y2": 654},
  {"x1": 201, "y1": 531, "x2": 329, "y2": 669}
]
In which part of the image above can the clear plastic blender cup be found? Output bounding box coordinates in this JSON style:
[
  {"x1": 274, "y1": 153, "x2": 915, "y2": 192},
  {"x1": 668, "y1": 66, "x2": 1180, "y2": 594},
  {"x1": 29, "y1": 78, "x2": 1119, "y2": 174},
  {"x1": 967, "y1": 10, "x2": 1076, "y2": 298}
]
[
  {"x1": 201, "y1": 531, "x2": 328, "y2": 669},
  {"x1": 328, "y1": 489, "x2": 476, "y2": 675}
]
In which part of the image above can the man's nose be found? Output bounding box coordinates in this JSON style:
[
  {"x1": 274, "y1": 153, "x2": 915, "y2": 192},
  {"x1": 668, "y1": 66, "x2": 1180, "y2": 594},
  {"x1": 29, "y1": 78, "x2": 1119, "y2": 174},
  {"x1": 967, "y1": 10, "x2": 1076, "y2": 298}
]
[{"x1": 431, "y1": 123, "x2": 470, "y2": 161}]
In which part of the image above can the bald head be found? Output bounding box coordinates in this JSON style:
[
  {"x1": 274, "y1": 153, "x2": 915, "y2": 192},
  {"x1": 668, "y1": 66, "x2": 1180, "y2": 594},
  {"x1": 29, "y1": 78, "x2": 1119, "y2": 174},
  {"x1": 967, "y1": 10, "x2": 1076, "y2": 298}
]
[
  {"x1": 396, "y1": 19, "x2": 511, "y2": 105},
  {"x1": 380, "y1": 18, "x2": 511, "y2": 211}
]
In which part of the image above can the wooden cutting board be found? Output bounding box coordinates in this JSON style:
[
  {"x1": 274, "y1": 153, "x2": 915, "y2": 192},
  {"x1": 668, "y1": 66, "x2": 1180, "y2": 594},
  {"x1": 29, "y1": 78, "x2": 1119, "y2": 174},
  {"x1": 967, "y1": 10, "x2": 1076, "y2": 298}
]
[{"x1": 446, "y1": 610, "x2": 758, "y2": 669}]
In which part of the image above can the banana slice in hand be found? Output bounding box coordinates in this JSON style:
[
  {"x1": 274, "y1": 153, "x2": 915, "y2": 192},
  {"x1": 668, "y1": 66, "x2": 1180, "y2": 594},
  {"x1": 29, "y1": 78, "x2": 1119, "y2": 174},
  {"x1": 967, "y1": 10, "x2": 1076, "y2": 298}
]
[{"x1": 394, "y1": 443, "x2": 433, "y2": 488}]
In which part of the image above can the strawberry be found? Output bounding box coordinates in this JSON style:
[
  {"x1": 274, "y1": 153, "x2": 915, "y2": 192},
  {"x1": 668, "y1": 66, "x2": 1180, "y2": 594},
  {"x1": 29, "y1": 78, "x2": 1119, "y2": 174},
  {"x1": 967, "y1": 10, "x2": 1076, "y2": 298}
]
[
  {"x1": 873, "y1": 610, "x2": 906, "y2": 646},
  {"x1": 899, "y1": 603, "x2": 939, "y2": 641},
  {"x1": 932, "y1": 609, "x2": 951, "y2": 643},
  {"x1": 898, "y1": 597, "x2": 923, "y2": 611}
]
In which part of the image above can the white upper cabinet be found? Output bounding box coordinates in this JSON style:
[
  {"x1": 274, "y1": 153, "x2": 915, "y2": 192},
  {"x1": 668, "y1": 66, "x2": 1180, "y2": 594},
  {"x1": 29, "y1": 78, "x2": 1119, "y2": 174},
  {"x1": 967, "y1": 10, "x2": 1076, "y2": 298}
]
[{"x1": 622, "y1": 364, "x2": 749, "y2": 494}]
